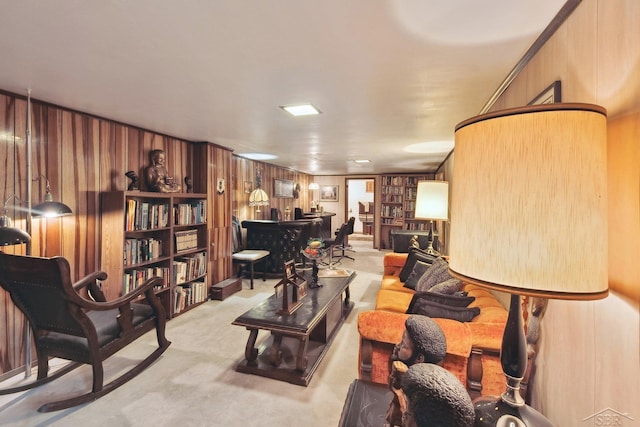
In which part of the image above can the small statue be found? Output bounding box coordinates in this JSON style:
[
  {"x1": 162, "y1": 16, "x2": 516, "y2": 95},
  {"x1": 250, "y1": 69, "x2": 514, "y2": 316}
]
[
  {"x1": 409, "y1": 235, "x2": 420, "y2": 250},
  {"x1": 184, "y1": 176, "x2": 193, "y2": 193},
  {"x1": 125, "y1": 171, "x2": 139, "y2": 191},
  {"x1": 144, "y1": 149, "x2": 181, "y2": 193},
  {"x1": 401, "y1": 364, "x2": 475, "y2": 427},
  {"x1": 386, "y1": 315, "x2": 446, "y2": 426}
]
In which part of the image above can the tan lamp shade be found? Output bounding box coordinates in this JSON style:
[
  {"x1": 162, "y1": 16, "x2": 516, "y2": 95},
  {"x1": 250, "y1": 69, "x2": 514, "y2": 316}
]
[
  {"x1": 249, "y1": 188, "x2": 270, "y2": 207},
  {"x1": 415, "y1": 181, "x2": 449, "y2": 220},
  {"x1": 449, "y1": 103, "x2": 608, "y2": 300},
  {"x1": 308, "y1": 182, "x2": 319, "y2": 190}
]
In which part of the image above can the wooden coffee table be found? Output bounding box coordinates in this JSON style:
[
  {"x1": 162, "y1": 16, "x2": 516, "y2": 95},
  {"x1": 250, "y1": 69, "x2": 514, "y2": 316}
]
[{"x1": 232, "y1": 271, "x2": 355, "y2": 386}]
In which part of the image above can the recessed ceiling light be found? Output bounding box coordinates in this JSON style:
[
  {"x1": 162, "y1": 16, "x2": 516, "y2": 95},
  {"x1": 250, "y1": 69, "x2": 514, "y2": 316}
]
[
  {"x1": 280, "y1": 104, "x2": 321, "y2": 116},
  {"x1": 404, "y1": 140, "x2": 455, "y2": 154},
  {"x1": 354, "y1": 159, "x2": 370, "y2": 163},
  {"x1": 237, "y1": 153, "x2": 278, "y2": 161}
]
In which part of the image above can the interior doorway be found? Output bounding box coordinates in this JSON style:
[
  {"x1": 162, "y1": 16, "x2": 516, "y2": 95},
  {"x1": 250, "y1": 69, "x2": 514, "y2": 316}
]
[{"x1": 345, "y1": 178, "x2": 375, "y2": 245}]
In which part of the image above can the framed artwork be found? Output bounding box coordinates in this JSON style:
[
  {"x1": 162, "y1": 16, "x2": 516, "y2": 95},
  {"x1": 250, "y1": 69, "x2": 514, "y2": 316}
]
[
  {"x1": 528, "y1": 80, "x2": 561, "y2": 105},
  {"x1": 320, "y1": 185, "x2": 339, "y2": 202},
  {"x1": 274, "y1": 178, "x2": 295, "y2": 198},
  {"x1": 244, "y1": 181, "x2": 252, "y2": 194}
]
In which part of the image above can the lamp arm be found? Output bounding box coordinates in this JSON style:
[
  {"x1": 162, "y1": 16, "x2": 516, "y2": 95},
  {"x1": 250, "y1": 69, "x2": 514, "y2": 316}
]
[{"x1": 32, "y1": 174, "x2": 53, "y2": 202}]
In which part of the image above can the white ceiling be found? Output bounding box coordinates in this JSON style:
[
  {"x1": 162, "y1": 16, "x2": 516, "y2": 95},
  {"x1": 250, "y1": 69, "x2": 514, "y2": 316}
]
[{"x1": 0, "y1": 0, "x2": 567, "y2": 175}]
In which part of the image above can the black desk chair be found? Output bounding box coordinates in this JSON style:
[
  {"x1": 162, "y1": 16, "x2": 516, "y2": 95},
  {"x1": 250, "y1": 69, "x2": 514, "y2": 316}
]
[
  {"x1": 324, "y1": 219, "x2": 352, "y2": 268},
  {"x1": 232, "y1": 216, "x2": 270, "y2": 289},
  {"x1": 333, "y1": 216, "x2": 355, "y2": 261}
]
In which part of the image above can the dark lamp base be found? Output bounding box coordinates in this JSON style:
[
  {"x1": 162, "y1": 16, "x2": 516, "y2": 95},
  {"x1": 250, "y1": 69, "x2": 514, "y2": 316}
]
[{"x1": 474, "y1": 397, "x2": 554, "y2": 427}]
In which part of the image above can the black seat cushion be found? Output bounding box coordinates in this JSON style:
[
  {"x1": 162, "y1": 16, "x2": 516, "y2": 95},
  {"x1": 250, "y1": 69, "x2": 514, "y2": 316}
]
[{"x1": 38, "y1": 303, "x2": 154, "y2": 356}]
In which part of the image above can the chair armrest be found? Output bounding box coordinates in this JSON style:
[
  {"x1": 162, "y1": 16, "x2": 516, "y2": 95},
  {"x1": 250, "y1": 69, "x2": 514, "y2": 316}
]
[
  {"x1": 73, "y1": 271, "x2": 109, "y2": 301},
  {"x1": 75, "y1": 276, "x2": 165, "y2": 311}
]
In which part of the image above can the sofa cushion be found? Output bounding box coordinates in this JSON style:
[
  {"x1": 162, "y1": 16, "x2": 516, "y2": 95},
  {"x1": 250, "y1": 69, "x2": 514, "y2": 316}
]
[
  {"x1": 408, "y1": 291, "x2": 475, "y2": 308},
  {"x1": 415, "y1": 257, "x2": 451, "y2": 292},
  {"x1": 398, "y1": 248, "x2": 437, "y2": 282},
  {"x1": 376, "y1": 288, "x2": 415, "y2": 312},
  {"x1": 403, "y1": 260, "x2": 432, "y2": 290},
  {"x1": 408, "y1": 298, "x2": 481, "y2": 322},
  {"x1": 429, "y1": 278, "x2": 464, "y2": 295}
]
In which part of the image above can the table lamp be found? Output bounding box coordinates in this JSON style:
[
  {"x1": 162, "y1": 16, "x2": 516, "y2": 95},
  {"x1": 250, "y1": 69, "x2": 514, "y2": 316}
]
[
  {"x1": 449, "y1": 103, "x2": 608, "y2": 426},
  {"x1": 414, "y1": 180, "x2": 448, "y2": 255}
]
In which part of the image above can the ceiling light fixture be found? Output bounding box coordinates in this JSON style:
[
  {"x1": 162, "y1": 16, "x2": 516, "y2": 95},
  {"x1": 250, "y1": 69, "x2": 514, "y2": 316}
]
[
  {"x1": 280, "y1": 104, "x2": 321, "y2": 117},
  {"x1": 354, "y1": 159, "x2": 370, "y2": 163},
  {"x1": 237, "y1": 153, "x2": 278, "y2": 161}
]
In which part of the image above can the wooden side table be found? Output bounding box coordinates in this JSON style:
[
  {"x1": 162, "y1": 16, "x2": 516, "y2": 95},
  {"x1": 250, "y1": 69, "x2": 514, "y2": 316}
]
[{"x1": 338, "y1": 379, "x2": 392, "y2": 427}]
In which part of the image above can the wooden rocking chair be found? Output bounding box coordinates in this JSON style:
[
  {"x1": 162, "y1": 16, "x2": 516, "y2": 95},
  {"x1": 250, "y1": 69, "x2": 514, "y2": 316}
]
[{"x1": 0, "y1": 252, "x2": 171, "y2": 412}]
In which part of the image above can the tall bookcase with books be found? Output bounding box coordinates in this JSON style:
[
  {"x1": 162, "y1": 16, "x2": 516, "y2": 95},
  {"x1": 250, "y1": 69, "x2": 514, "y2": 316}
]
[
  {"x1": 379, "y1": 174, "x2": 431, "y2": 249},
  {"x1": 100, "y1": 191, "x2": 209, "y2": 318}
]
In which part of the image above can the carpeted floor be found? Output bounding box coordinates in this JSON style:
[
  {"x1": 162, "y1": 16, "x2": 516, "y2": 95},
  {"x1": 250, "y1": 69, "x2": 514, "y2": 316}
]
[{"x1": 0, "y1": 241, "x2": 386, "y2": 426}]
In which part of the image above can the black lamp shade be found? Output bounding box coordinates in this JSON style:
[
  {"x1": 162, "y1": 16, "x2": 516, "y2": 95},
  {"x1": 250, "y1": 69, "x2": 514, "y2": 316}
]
[{"x1": 31, "y1": 201, "x2": 73, "y2": 218}]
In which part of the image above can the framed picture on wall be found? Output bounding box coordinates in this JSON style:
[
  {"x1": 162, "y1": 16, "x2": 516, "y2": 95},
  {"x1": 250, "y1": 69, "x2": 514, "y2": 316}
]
[
  {"x1": 528, "y1": 80, "x2": 561, "y2": 105},
  {"x1": 320, "y1": 185, "x2": 339, "y2": 202},
  {"x1": 244, "y1": 181, "x2": 253, "y2": 194}
]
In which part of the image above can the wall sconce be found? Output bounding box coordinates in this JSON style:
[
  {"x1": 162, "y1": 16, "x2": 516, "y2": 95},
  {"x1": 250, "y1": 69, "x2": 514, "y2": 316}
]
[
  {"x1": 0, "y1": 195, "x2": 31, "y2": 246},
  {"x1": 31, "y1": 174, "x2": 73, "y2": 218}
]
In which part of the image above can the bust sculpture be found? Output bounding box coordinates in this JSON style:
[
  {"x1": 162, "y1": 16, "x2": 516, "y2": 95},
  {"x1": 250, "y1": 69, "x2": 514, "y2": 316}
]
[
  {"x1": 145, "y1": 149, "x2": 181, "y2": 193},
  {"x1": 401, "y1": 363, "x2": 475, "y2": 427},
  {"x1": 387, "y1": 315, "x2": 447, "y2": 426}
]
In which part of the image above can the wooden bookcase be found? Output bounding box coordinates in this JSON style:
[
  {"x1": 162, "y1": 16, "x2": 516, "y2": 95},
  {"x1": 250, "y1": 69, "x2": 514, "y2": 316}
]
[
  {"x1": 100, "y1": 191, "x2": 209, "y2": 318},
  {"x1": 379, "y1": 174, "x2": 432, "y2": 249}
]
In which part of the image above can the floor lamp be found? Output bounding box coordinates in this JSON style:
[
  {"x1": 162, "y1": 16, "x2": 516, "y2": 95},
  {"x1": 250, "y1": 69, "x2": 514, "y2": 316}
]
[
  {"x1": 414, "y1": 180, "x2": 448, "y2": 255},
  {"x1": 449, "y1": 104, "x2": 609, "y2": 426}
]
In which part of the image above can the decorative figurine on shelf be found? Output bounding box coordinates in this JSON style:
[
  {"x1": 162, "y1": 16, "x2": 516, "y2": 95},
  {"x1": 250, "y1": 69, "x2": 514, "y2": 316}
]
[
  {"x1": 184, "y1": 176, "x2": 193, "y2": 193},
  {"x1": 125, "y1": 170, "x2": 139, "y2": 191},
  {"x1": 409, "y1": 235, "x2": 420, "y2": 250},
  {"x1": 386, "y1": 315, "x2": 447, "y2": 427},
  {"x1": 144, "y1": 149, "x2": 182, "y2": 193},
  {"x1": 301, "y1": 238, "x2": 325, "y2": 288},
  {"x1": 274, "y1": 260, "x2": 307, "y2": 315}
]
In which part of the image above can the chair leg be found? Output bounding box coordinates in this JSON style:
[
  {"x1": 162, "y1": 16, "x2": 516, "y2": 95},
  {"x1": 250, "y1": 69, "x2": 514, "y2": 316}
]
[{"x1": 249, "y1": 262, "x2": 255, "y2": 289}]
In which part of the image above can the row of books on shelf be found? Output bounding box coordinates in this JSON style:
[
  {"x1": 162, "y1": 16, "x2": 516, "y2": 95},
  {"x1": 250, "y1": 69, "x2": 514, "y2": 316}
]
[
  {"x1": 174, "y1": 252, "x2": 207, "y2": 284},
  {"x1": 405, "y1": 222, "x2": 429, "y2": 230},
  {"x1": 381, "y1": 176, "x2": 404, "y2": 186},
  {"x1": 124, "y1": 238, "x2": 164, "y2": 266},
  {"x1": 382, "y1": 218, "x2": 404, "y2": 225},
  {"x1": 123, "y1": 266, "x2": 170, "y2": 295},
  {"x1": 174, "y1": 279, "x2": 208, "y2": 314},
  {"x1": 174, "y1": 229, "x2": 199, "y2": 252},
  {"x1": 381, "y1": 205, "x2": 403, "y2": 218},
  {"x1": 126, "y1": 200, "x2": 170, "y2": 231},
  {"x1": 382, "y1": 195, "x2": 403, "y2": 204},
  {"x1": 405, "y1": 176, "x2": 428, "y2": 186},
  {"x1": 382, "y1": 185, "x2": 404, "y2": 195},
  {"x1": 174, "y1": 201, "x2": 207, "y2": 226}
]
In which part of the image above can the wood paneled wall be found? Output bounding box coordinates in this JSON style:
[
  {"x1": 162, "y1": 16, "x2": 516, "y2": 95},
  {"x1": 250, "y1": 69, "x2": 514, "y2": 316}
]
[
  {"x1": 0, "y1": 91, "x2": 235, "y2": 376},
  {"x1": 232, "y1": 156, "x2": 312, "y2": 222}
]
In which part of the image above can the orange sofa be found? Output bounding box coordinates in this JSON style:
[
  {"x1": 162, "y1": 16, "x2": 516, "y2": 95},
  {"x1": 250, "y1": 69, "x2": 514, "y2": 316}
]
[{"x1": 357, "y1": 252, "x2": 509, "y2": 399}]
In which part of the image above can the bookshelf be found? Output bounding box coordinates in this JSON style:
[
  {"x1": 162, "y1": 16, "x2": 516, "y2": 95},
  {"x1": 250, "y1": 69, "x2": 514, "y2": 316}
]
[
  {"x1": 379, "y1": 174, "x2": 432, "y2": 249},
  {"x1": 100, "y1": 191, "x2": 209, "y2": 317}
]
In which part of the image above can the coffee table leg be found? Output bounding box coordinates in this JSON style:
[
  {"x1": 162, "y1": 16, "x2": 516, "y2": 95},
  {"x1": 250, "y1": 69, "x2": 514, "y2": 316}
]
[
  {"x1": 270, "y1": 334, "x2": 283, "y2": 366},
  {"x1": 245, "y1": 328, "x2": 259, "y2": 366},
  {"x1": 296, "y1": 337, "x2": 309, "y2": 372},
  {"x1": 344, "y1": 286, "x2": 350, "y2": 306}
]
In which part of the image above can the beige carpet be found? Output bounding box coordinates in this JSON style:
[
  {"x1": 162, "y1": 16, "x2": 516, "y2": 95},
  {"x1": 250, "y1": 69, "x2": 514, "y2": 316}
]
[{"x1": 0, "y1": 241, "x2": 386, "y2": 427}]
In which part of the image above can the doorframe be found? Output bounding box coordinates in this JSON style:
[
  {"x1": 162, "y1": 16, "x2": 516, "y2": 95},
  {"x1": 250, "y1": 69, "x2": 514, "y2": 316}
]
[{"x1": 345, "y1": 176, "x2": 376, "y2": 245}]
